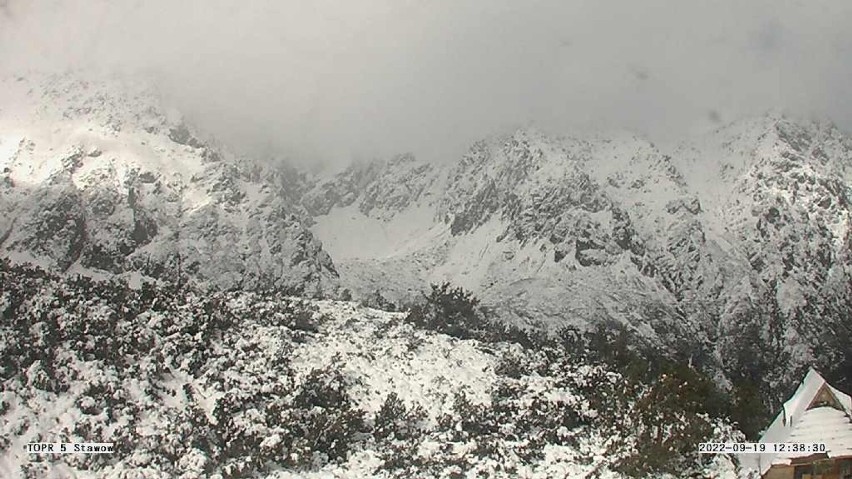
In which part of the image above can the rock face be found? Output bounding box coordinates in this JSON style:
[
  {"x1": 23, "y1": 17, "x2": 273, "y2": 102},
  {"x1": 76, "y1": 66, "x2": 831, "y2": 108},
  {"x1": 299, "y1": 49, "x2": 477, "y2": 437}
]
[
  {"x1": 0, "y1": 73, "x2": 338, "y2": 296},
  {"x1": 307, "y1": 119, "x2": 852, "y2": 396}
]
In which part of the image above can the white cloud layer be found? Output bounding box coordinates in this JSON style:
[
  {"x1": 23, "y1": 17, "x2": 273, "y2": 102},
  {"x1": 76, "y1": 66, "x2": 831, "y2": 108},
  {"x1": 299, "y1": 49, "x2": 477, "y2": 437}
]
[{"x1": 2, "y1": 0, "x2": 850, "y2": 164}]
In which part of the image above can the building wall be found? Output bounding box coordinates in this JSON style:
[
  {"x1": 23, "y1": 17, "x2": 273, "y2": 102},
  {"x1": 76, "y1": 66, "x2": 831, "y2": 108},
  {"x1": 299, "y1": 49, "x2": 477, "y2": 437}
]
[
  {"x1": 764, "y1": 459, "x2": 851, "y2": 479},
  {"x1": 763, "y1": 465, "x2": 793, "y2": 479}
]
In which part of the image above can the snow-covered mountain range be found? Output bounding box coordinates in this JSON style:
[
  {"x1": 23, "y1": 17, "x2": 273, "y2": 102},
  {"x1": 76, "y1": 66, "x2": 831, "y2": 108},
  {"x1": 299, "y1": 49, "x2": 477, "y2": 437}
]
[
  {"x1": 3, "y1": 70, "x2": 852, "y2": 479},
  {"x1": 306, "y1": 113, "x2": 852, "y2": 400},
  {"x1": 2, "y1": 71, "x2": 851, "y2": 413}
]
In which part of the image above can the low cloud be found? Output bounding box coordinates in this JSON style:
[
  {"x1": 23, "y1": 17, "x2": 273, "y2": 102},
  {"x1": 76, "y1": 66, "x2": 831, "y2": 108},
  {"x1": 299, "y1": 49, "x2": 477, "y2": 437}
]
[{"x1": 2, "y1": 0, "x2": 850, "y2": 165}]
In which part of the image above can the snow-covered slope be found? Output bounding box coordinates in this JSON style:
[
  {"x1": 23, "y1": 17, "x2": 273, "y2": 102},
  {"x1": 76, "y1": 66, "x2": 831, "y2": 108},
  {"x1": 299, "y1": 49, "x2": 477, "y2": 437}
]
[
  {"x1": 307, "y1": 118, "x2": 852, "y2": 396},
  {"x1": 310, "y1": 129, "x2": 718, "y2": 338},
  {"x1": 0, "y1": 73, "x2": 337, "y2": 296},
  {"x1": 673, "y1": 116, "x2": 852, "y2": 397},
  {"x1": 0, "y1": 260, "x2": 742, "y2": 478}
]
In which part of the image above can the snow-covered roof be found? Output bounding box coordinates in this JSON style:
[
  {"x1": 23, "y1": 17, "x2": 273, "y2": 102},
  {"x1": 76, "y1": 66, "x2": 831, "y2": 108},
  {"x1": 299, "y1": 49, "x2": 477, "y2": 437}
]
[
  {"x1": 744, "y1": 369, "x2": 852, "y2": 476},
  {"x1": 774, "y1": 407, "x2": 852, "y2": 462}
]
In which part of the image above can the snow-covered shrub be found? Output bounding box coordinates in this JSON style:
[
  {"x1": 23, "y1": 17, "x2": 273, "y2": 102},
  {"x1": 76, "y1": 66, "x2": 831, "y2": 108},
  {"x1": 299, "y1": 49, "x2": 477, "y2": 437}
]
[
  {"x1": 494, "y1": 350, "x2": 532, "y2": 378},
  {"x1": 614, "y1": 364, "x2": 731, "y2": 477},
  {"x1": 283, "y1": 365, "x2": 366, "y2": 467},
  {"x1": 405, "y1": 282, "x2": 493, "y2": 341},
  {"x1": 373, "y1": 392, "x2": 426, "y2": 442},
  {"x1": 360, "y1": 289, "x2": 399, "y2": 311}
]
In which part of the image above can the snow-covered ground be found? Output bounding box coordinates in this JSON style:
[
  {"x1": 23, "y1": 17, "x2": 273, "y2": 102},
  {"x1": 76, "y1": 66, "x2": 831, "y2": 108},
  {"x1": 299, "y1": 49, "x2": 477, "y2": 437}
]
[{"x1": 0, "y1": 261, "x2": 745, "y2": 478}]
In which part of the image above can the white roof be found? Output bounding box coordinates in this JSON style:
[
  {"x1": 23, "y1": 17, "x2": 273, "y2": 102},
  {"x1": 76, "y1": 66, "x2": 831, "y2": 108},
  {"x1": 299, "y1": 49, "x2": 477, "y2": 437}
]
[{"x1": 742, "y1": 368, "x2": 852, "y2": 475}]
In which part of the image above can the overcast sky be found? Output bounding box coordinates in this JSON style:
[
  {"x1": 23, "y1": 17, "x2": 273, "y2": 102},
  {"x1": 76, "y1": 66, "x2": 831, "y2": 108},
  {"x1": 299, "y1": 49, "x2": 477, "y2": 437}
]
[{"x1": 1, "y1": 0, "x2": 850, "y2": 165}]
